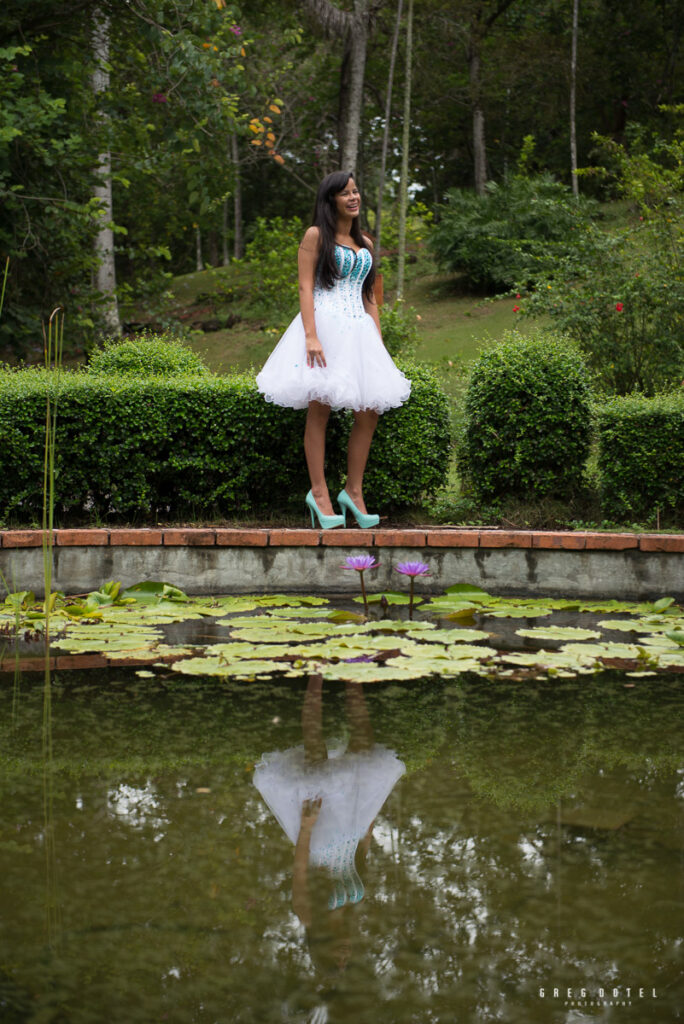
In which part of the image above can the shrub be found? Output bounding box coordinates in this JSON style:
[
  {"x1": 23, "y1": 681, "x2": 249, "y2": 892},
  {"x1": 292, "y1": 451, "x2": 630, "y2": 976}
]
[
  {"x1": 363, "y1": 361, "x2": 450, "y2": 507},
  {"x1": 89, "y1": 332, "x2": 209, "y2": 376},
  {"x1": 429, "y1": 174, "x2": 597, "y2": 292},
  {"x1": 596, "y1": 391, "x2": 684, "y2": 521},
  {"x1": 242, "y1": 216, "x2": 302, "y2": 328},
  {"x1": 0, "y1": 360, "x2": 449, "y2": 522},
  {"x1": 518, "y1": 126, "x2": 684, "y2": 394},
  {"x1": 378, "y1": 303, "x2": 418, "y2": 358},
  {"x1": 459, "y1": 332, "x2": 593, "y2": 501}
]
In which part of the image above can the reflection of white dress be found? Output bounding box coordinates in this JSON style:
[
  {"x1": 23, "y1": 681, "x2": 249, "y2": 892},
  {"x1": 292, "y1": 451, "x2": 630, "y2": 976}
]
[
  {"x1": 254, "y1": 743, "x2": 405, "y2": 908},
  {"x1": 255, "y1": 245, "x2": 411, "y2": 414}
]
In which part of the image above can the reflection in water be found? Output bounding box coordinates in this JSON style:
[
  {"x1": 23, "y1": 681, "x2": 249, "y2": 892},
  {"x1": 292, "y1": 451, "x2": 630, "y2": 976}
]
[
  {"x1": 254, "y1": 675, "x2": 405, "y2": 993},
  {"x1": 0, "y1": 671, "x2": 681, "y2": 1023}
]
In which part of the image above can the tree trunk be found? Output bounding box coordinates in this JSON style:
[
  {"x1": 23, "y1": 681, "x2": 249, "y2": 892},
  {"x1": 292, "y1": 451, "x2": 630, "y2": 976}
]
[
  {"x1": 468, "y1": 40, "x2": 487, "y2": 196},
  {"x1": 340, "y1": 6, "x2": 368, "y2": 173},
  {"x1": 231, "y1": 132, "x2": 244, "y2": 259},
  {"x1": 222, "y1": 197, "x2": 229, "y2": 266},
  {"x1": 570, "y1": 0, "x2": 579, "y2": 196},
  {"x1": 91, "y1": 8, "x2": 121, "y2": 336},
  {"x1": 303, "y1": 0, "x2": 370, "y2": 176},
  {"x1": 396, "y1": 0, "x2": 414, "y2": 301},
  {"x1": 376, "y1": 0, "x2": 403, "y2": 273},
  {"x1": 195, "y1": 225, "x2": 203, "y2": 272}
]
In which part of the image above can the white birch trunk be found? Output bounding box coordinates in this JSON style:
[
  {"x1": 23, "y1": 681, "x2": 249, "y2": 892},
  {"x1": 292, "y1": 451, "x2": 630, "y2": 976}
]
[
  {"x1": 231, "y1": 132, "x2": 244, "y2": 259},
  {"x1": 222, "y1": 198, "x2": 229, "y2": 266},
  {"x1": 396, "y1": 0, "x2": 414, "y2": 301},
  {"x1": 570, "y1": 0, "x2": 579, "y2": 196},
  {"x1": 195, "y1": 225, "x2": 204, "y2": 273},
  {"x1": 469, "y1": 45, "x2": 487, "y2": 196},
  {"x1": 375, "y1": 0, "x2": 403, "y2": 272},
  {"x1": 92, "y1": 8, "x2": 120, "y2": 335}
]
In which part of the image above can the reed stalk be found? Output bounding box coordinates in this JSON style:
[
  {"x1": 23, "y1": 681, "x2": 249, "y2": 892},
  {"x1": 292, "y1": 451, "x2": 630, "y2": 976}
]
[{"x1": 41, "y1": 304, "x2": 64, "y2": 947}]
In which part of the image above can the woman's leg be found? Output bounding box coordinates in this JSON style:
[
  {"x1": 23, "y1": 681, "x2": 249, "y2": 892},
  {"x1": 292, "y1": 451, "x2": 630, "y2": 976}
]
[
  {"x1": 302, "y1": 673, "x2": 328, "y2": 763},
  {"x1": 345, "y1": 681, "x2": 374, "y2": 753},
  {"x1": 304, "y1": 400, "x2": 335, "y2": 514},
  {"x1": 344, "y1": 409, "x2": 379, "y2": 514}
]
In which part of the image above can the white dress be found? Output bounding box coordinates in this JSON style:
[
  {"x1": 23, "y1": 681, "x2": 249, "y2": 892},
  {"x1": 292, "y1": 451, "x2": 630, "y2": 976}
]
[
  {"x1": 255, "y1": 245, "x2": 411, "y2": 413},
  {"x1": 253, "y1": 742, "x2": 406, "y2": 909}
]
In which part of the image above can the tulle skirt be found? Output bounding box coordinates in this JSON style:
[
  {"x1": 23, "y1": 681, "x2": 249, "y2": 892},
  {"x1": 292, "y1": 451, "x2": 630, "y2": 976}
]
[
  {"x1": 255, "y1": 309, "x2": 411, "y2": 414},
  {"x1": 253, "y1": 743, "x2": 406, "y2": 866}
]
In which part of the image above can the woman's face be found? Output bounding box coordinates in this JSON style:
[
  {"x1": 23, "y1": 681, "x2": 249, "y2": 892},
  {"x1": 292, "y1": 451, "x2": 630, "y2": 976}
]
[{"x1": 334, "y1": 178, "x2": 361, "y2": 221}]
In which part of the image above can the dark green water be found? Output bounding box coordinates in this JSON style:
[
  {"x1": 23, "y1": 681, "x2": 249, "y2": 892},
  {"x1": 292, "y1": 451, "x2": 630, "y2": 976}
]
[{"x1": 1, "y1": 670, "x2": 681, "y2": 1023}]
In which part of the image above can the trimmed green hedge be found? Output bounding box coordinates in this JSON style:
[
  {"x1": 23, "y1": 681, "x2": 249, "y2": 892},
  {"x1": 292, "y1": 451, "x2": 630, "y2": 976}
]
[
  {"x1": 88, "y1": 333, "x2": 210, "y2": 376},
  {"x1": 0, "y1": 361, "x2": 449, "y2": 522},
  {"x1": 596, "y1": 391, "x2": 684, "y2": 521},
  {"x1": 459, "y1": 332, "x2": 593, "y2": 501}
]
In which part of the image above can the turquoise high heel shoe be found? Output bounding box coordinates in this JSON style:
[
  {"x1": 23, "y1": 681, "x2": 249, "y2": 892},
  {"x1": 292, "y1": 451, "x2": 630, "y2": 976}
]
[
  {"x1": 305, "y1": 490, "x2": 345, "y2": 529},
  {"x1": 337, "y1": 489, "x2": 380, "y2": 528}
]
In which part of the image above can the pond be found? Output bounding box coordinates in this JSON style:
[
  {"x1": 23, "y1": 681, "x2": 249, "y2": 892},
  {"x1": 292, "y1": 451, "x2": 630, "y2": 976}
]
[{"x1": 1, "y1": 651, "x2": 681, "y2": 1023}]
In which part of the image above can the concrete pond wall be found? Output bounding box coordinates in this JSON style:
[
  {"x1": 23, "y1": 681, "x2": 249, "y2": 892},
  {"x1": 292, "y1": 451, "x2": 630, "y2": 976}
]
[{"x1": 1, "y1": 527, "x2": 682, "y2": 601}]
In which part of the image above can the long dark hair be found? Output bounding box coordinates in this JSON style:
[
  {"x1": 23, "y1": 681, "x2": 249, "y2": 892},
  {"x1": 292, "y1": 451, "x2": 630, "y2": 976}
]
[{"x1": 311, "y1": 171, "x2": 376, "y2": 302}]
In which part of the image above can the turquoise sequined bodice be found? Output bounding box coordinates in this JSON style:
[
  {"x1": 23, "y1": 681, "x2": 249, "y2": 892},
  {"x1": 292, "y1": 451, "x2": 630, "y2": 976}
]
[{"x1": 313, "y1": 244, "x2": 372, "y2": 320}]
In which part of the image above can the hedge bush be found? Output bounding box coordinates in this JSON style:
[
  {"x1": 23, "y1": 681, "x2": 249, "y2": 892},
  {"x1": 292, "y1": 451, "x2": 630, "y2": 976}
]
[
  {"x1": 596, "y1": 391, "x2": 684, "y2": 521},
  {"x1": 459, "y1": 332, "x2": 593, "y2": 501},
  {"x1": 88, "y1": 333, "x2": 210, "y2": 376},
  {"x1": 0, "y1": 360, "x2": 449, "y2": 522}
]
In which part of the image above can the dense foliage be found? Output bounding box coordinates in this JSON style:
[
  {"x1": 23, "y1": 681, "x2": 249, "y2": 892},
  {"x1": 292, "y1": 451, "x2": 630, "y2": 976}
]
[
  {"x1": 518, "y1": 128, "x2": 684, "y2": 394},
  {"x1": 430, "y1": 174, "x2": 597, "y2": 291},
  {"x1": 1, "y1": 0, "x2": 681, "y2": 360},
  {"x1": 596, "y1": 391, "x2": 684, "y2": 521},
  {"x1": 459, "y1": 332, "x2": 593, "y2": 501},
  {"x1": 0, "y1": 359, "x2": 449, "y2": 523}
]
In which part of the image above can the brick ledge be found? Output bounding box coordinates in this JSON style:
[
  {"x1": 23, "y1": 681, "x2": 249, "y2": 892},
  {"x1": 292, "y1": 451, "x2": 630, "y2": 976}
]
[{"x1": 0, "y1": 528, "x2": 682, "y2": 553}]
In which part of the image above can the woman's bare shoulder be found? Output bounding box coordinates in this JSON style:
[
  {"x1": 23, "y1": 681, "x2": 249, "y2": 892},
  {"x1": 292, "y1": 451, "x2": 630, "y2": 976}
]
[
  {"x1": 362, "y1": 234, "x2": 374, "y2": 252},
  {"x1": 300, "y1": 225, "x2": 321, "y2": 251}
]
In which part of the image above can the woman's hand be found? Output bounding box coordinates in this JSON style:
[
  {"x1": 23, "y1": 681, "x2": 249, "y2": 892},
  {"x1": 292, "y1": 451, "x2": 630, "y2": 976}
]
[
  {"x1": 300, "y1": 796, "x2": 322, "y2": 829},
  {"x1": 306, "y1": 335, "x2": 326, "y2": 368}
]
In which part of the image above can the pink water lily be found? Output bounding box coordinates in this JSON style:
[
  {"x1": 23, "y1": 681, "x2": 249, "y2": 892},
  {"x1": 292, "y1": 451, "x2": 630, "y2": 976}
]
[
  {"x1": 395, "y1": 561, "x2": 430, "y2": 619},
  {"x1": 341, "y1": 555, "x2": 380, "y2": 572},
  {"x1": 341, "y1": 555, "x2": 379, "y2": 615},
  {"x1": 395, "y1": 561, "x2": 431, "y2": 577}
]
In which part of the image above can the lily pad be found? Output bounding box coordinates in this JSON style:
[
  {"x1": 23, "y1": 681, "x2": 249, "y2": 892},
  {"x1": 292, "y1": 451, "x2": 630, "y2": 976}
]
[
  {"x1": 516, "y1": 626, "x2": 602, "y2": 641},
  {"x1": 352, "y1": 591, "x2": 413, "y2": 606},
  {"x1": 416, "y1": 628, "x2": 491, "y2": 644}
]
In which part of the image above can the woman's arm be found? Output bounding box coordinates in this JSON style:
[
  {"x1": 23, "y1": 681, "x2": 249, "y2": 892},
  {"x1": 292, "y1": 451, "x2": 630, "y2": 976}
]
[
  {"x1": 361, "y1": 236, "x2": 383, "y2": 339},
  {"x1": 299, "y1": 226, "x2": 326, "y2": 368}
]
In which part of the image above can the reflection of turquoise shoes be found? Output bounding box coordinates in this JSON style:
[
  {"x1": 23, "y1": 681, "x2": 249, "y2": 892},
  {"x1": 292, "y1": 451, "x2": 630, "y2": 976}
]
[
  {"x1": 305, "y1": 490, "x2": 345, "y2": 529},
  {"x1": 337, "y1": 489, "x2": 380, "y2": 529},
  {"x1": 328, "y1": 868, "x2": 365, "y2": 910}
]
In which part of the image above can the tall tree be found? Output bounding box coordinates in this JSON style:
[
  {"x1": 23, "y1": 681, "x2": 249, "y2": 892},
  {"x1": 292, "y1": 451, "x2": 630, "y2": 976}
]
[
  {"x1": 302, "y1": 0, "x2": 376, "y2": 172},
  {"x1": 466, "y1": 0, "x2": 518, "y2": 195},
  {"x1": 396, "y1": 0, "x2": 413, "y2": 299},
  {"x1": 375, "y1": 0, "x2": 403, "y2": 271},
  {"x1": 91, "y1": 7, "x2": 121, "y2": 336},
  {"x1": 570, "y1": 0, "x2": 579, "y2": 196}
]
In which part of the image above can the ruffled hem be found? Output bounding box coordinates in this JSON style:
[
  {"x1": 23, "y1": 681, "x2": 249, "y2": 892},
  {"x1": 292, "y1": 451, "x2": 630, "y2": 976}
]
[
  {"x1": 253, "y1": 743, "x2": 406, "y2": 854},
  {"x1": 255, "y1": 310, "x2": 411, "y2": 414}
]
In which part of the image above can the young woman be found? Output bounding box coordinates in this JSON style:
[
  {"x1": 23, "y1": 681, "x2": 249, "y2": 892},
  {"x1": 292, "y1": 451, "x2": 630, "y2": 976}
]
[{"x1": 256, "y1": 171, "x2": 411, "y2": 529}]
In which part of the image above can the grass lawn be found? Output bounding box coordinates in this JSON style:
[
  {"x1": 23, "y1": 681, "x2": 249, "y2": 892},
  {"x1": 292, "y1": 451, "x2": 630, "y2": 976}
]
[{"x1": 166, "y1": 261, "x2": 543, "y2": 377}]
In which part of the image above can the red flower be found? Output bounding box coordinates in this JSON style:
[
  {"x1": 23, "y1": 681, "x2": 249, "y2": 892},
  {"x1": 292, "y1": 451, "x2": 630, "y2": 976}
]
[
  {"x1": 152, "y1": 92, "x2": 168, "y2": 103},
  {"x1": 615, "y1": 303, "x2": 624, "y2": 312},
  {"x1": 512, "y1": 305, "x2": 520, "y2": 313},
  {"x1": 516, "y1": 293, "x2": 521, "y2": 298}
]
